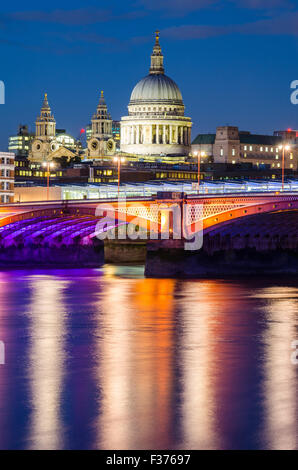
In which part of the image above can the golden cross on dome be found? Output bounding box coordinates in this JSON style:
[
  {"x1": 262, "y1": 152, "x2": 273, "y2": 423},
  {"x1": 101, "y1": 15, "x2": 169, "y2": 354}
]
[{"x1": 155, "y1": 30, "x2": 160, "y2": 42}]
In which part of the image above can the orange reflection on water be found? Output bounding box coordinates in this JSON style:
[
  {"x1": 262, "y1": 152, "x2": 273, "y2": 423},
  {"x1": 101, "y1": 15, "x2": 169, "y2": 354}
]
[{"x1": 96, "y1": 275, "x2": 176, "y2": 449}]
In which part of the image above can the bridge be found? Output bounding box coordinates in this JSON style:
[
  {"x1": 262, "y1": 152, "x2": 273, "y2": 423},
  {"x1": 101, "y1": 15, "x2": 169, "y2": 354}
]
[{"x1": 0, "y1": 192, "x2": 297, "y2": 275}]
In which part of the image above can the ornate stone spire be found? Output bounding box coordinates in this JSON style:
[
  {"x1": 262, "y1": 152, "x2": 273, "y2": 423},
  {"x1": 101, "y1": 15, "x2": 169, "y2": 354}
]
[
  {"x1": 149, "y1": 30, "x2": 164, "y2": 75},
  {"x1": 37, "y1": 93, "x2": 55, "y2": 122},
  {"x1": 35, "y1": 92, "x2": 56, "y2": 139},
  {"x1": 41, "y1": 92, "x2": 50, "y2": 111},
  {"x1": 99, "y1": 90, "x2": 106, "y2": 106},
  {"x1": 94, "y1": 90, "x2": 111, "y2": 119}
]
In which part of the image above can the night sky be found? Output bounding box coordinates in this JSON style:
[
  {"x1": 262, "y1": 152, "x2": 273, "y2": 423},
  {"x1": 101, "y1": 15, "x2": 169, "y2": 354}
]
[{"x1": 0, "y1": 0, "x2": 297, "y2": 149}]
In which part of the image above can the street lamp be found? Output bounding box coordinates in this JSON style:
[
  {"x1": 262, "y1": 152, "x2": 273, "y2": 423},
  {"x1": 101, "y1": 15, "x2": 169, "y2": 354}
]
[
  {"x1": 278, "y1": 144, "x2": 290, "y2": 191},
  {"x1": 42, "y1": 161, "x2": 55, "y2": 201},
  {"x1": 113, "y1": 156, "x2": 125, "y2": 195},
  {"x1": 193, "y1": 151, "x2": 205, "y2": 195}
]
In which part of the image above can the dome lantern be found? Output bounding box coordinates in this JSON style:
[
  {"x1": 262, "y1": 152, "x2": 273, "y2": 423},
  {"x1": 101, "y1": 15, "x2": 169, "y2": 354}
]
[{"x1": 149, "y1": 30, "x2": 165, "y2": 75}]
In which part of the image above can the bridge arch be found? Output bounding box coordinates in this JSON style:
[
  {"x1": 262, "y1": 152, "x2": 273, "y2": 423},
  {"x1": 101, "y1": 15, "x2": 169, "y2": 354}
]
[{"x1": 186, "y1": 197, "x2": 298, "y2": 235}]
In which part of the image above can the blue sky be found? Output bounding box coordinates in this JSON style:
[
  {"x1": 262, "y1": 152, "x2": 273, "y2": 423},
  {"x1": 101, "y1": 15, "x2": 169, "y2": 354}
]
[{"x1": 0, "y1": 0, "x2": 297, "y2": 148}]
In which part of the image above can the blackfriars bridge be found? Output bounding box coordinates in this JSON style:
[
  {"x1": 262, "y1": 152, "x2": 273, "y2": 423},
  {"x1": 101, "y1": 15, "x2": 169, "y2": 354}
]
[{"x1": 0, "y1": 192, "x2": 298, "y2": 276}]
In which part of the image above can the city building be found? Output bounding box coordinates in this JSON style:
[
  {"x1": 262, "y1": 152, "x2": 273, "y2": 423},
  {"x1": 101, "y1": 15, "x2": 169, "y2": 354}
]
[
  {"x1": 87, "y1": 91, "x2": 116, "y2": 159},
  {"x1": 112, "y1": 121, "x2": 121, "y2": 149},
  {"x1": 192, "y1": 126, "x2": 298, "y2": 170},
  {"x1": 8, "y1": 125, "x2": 34, "y2": 158},
  {"x1": 0, "y1": 152, "x2": 15, "y2": 203},
  {"x1": 120, "y1": 31, "x2": 192, "y2": 158},
  {"x1": 274, "y1": 129, "x2": 298, "y2": 141},
  {"x1": 56, "y1": 129, "x2": 77, "y2": 150},
  {"x1": 14, "y1": 177, "x2": 298, "y2": 203},
  {"x1": 86, "y1": 124, "x2": 92, "y2": 141}
]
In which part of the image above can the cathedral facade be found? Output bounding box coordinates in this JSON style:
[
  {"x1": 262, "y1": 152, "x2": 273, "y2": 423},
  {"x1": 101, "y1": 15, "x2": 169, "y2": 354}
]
[{"x1": 120, "y1": 32, "x2": 192, "y2": 157}]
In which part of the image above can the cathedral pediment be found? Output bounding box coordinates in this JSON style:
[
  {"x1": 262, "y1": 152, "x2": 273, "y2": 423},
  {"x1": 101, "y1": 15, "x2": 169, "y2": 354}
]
[{"x1": 50, "y1": 146, "x2": 76, "y2": 160}]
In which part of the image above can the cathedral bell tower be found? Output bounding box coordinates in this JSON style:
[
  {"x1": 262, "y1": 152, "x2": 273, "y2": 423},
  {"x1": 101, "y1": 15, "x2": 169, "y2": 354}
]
[
  {"x1": 30, "y1": 93, "x2": 59, "y2": 162},
  {"x1": 87, "y1": 91, "x2": 116, "y2": 159}
]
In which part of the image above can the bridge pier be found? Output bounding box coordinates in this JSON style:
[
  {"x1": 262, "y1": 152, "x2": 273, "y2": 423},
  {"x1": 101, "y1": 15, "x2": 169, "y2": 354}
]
[
  {"x1": 0, "y1": 238, "x2": 104, "y2": 268},
  {"x1": 145, "y1": 234, "x2": 298, "y2": 278},
  {"x1": 104, "y1": 239, "x2": 147, "y2": 264}
]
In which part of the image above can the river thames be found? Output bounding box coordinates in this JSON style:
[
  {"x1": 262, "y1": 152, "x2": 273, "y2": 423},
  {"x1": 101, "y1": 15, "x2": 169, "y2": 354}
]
[{"x1": 0, "y1": 266, "x2": 297, "y2": 450}]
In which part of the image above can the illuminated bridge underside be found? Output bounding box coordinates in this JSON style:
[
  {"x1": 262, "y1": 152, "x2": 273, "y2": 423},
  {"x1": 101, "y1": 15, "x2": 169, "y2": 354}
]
[{"x1": 203, "y1": 210, "x2": 298, "y2": 254}]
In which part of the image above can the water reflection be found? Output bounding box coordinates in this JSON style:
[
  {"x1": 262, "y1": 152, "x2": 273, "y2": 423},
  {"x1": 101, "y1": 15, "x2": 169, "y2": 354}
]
[
  {"x1": 0, "y1": 268, "x2": 297, "y2": 449},
  {"x1": 27, "y1": 276, "x2": 68, "y2": 449},
  {"x1": 96, "y1": 277, "x2": 177, "y2": 449},
  {"x1": 260, "y1": 288, "x2": 298, "y2": 450}
]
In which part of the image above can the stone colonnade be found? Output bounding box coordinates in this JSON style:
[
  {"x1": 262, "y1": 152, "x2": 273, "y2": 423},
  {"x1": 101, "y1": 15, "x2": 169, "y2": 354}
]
[{"x1": 122, "y1": 123, "x2": 191, "y2": 146}]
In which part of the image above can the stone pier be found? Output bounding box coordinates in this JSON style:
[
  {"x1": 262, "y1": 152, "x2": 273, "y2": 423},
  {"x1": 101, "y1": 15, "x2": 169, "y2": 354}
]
[{"x1": 104, "y1": 239, "x2": 147, "y2": 264}]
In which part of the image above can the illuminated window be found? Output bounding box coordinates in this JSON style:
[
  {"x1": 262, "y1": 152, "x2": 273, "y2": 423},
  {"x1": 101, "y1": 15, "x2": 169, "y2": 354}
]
[
  {"x1": 249, "y1": 146, "x2": 253, "y2": 151},
  {"x1": 260, "y1": 147, "x2": 263, "y2": 151},
  {"x1": 265, "y1": 147, "x2": 268, "y2": 152},
  {"x1": 232, "y1": 148, "x2": 235, "y2": 156},
  {"x1": 244, "y1": 145, "x2": 247, "y2": 151},
  {"x1": 220, "y1": 148, "x2": 223, "y2": 156}
]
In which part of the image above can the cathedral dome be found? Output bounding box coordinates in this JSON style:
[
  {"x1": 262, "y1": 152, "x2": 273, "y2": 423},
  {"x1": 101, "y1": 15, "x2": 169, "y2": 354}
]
[
  {"x1": 120, "y1": 31, "x2": 192, "y2": 157},
  {"x1": 129, "y1": 74, "x2": 183, "y2": 106}
]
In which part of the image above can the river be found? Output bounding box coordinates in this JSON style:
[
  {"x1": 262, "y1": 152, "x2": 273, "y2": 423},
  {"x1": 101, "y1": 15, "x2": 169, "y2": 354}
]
[{"x1": 0, "y1": 266, "x2": 297, "y2": 450}]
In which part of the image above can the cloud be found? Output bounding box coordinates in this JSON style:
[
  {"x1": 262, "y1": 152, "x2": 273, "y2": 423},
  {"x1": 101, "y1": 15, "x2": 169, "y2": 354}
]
[
  {"x1": 9, "y1": 8, "x2": 112, "y2": 25},
  {"x1": 137, "y1": 0, "x2": 219, "y2": 15},
  {"x1": 163, "y1": 24, "x2": 228, "y2": 39},
  {"x1": 137, "y1": 0, "x2": 294, "y2": 15},
  {"x1": 55, "y1": 31, "x2": 121, "y2": 46},
  {"x1": 240, "y1": 10, "x2": 298, "y2": 34},
  {"x1": 234, "y1": 0, "x2": 294, "y2": 9},
  {"x1": 161, "y1": 10, "x2": 298, "y2": 40}
]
